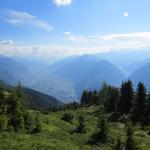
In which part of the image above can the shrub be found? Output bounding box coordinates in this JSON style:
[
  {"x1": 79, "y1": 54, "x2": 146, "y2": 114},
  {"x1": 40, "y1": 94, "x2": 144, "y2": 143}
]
[
  {"x1": 76, "y1": 115, "x2": 86, "y2": 133},
  {"x1": 24, "y1": 113, "x2": 34, "y2": 133},
  {"x1": 32, "y1": 114, "x2": 42, "y2": 134},
  {"x1": 61, "y1": 112, "x2": 74, "y2": 123},
  {"x1": 0, "y1": 115, "x2": 8, "y2": 131}
]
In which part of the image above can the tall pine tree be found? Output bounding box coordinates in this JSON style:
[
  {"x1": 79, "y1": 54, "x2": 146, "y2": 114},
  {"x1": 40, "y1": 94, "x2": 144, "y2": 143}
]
[
  {"x1": 116, "y1": 80, "x2": 134, "y2": 115},
  {"x1": 92, "y1": 116, "x2": 109, "y2": 143},
  {"x1": 131, "y1": 82, "x2": 146, "y2": 123}
]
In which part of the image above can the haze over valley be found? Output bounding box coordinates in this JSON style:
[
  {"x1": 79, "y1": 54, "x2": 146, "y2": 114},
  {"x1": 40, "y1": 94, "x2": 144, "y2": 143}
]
[{"x1": 0, "y1": 49, "x2": 150, "y2": 103}]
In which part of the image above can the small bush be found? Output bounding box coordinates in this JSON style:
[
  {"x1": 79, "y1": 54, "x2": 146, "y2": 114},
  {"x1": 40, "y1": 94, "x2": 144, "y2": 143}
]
[
  {"x1": 61, "y1": 112, "x2": 74, "y2": 123},
  {"x1": 32, "y1": 114, "x2": 42, "y2": 134},
  {"x1": 75, "y1": 115, "x2": 86, "y2": 133},
  {"x1": 0, "y1": 115, "x2": 8, "y2": 131}
]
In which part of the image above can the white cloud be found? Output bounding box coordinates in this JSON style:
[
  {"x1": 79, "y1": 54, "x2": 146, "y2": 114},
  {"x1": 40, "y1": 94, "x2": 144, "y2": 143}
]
[
  {"x1": 64, "y1": 32, "x2": 150, "y2": 45},
  {"x1": 0, "y1": 40, "x2": 14, "y2": 45},
  {"x1": 53, "y1": 0, "x2": 72, "y2": 6},
  {"x1": 64, "y1": 32, "x2": 89, "y2": 43},
  {"x1": 123, "y1": 12, "x2": 129, "y2": 17},
  {"x1": 4, "y1": 10, "x2": 53, "y2": 32}
]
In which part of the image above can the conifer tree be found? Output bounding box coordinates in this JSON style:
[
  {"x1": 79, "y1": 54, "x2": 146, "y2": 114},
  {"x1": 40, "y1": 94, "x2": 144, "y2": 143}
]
[
  {"x1": 146, "y1": 93, "x2": 150, "y2": 123},
  {"x1": 76, "y1": 115, "x2": 86, "y2": 133},
  {"x1": 91, "y1": 90, "x2": 99, "y2": 104},
  {"x1": 125, "y1": 122, "x2": 138, "y2": 150},
  {"x1": 7, "y1": 92, "x2": 24, "y2": 131},
  {"x1": 99, "y1": 82, "x2": 109, "y2": 105},
  {"x1": 131, "y1": 82, "x2": 146, "y2": 123},
  {"x1": 105, "y1": 86, "x2": 119, "y2": 113},
  {"x1": 80, "y1": 90, "x2": 89, "y2": 106},
  {"x1": 116, "y1": 81, "x2": 134, "y2": 115},
  {"x1": 92, "y1": 116, "x2": 109, "y2": 143}
]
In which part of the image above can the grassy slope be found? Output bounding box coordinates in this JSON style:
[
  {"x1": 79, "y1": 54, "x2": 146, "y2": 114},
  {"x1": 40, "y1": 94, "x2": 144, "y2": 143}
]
[{"x1": 0, "y1": 106, "x2": 150, "y2": 150}]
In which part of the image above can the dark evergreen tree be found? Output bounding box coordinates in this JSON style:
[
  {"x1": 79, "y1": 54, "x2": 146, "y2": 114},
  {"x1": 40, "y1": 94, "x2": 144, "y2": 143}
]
[
  {"x1": 98, "y1": 83, "x2": 109, "y2": 105},
  {"x1": 105, "y1": 86, "x2": 119, "y2": 113},
  {"x1": 131, "y1": 82, "x2": 146, "y2": 123},
  {"x1": 116, "y1": 81, "x2": 134, "y2": 115},
  {"x1": 92, "y1": 116, "x2": 109, "y2": 143},
  {"x1": 7, "y1": 92, "x2": 24, "y2": 131},
  {"x1": 80, "y1": 90, "x2": 90, "y2": 106},
  {"x1": 146, "y1": 93, "x2": 150, "y2": 123},
  {"x1": 91, "y1": 90, "x2": 99, "y2": 104},
  {"x1": 125, "y1": 122, "x2": 138, "y2": 150},
  {"x1": 76, "y1": 115, "x2": 86, "y2": 133},
  {"x1": 0, "y1": 83, "x2": 43, "y2": 133}
]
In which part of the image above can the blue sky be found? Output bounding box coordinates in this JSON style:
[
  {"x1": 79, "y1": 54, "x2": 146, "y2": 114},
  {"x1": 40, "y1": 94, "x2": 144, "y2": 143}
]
[{"x1": 0, "y1": 0, "x2": 150, "y2": 58}]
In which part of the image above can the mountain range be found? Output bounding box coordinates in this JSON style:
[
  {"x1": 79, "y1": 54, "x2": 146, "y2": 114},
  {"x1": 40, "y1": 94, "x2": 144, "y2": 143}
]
[{"x1": 0, "y1": 53, "x2": 150, "y2": 102}]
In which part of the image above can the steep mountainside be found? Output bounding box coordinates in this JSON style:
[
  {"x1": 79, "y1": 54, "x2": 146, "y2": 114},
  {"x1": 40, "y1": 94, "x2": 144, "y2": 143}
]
[
  {"x1": 0, "y1": 55, "x2": 29, "y2": 85},
  {"x1": 0, "y1": 80, "x2": 63, "y2": 109},
  {"x1": 49, "y1": 55, "x2": 125, "y2": 98},
  {"x1": 128, "y1": 62, "x2": 150, "y2": 89},
  {"x1": 23, "y1": 88, "x2": 63, "y2": 109}
]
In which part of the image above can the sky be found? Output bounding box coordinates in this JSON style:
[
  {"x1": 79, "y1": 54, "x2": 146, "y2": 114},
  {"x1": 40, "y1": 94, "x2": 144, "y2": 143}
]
[{"x1": 0, "y1": 0, "x2": 150, "y2": 58}]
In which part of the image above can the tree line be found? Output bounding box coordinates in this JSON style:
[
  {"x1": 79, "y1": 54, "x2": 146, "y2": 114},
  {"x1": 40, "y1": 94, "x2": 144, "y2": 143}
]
[{"x1": 80, "y1": 80, "x2": 150, "y2": 126}]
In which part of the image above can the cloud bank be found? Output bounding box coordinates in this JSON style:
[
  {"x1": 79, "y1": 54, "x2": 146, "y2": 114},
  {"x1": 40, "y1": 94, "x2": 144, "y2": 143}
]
[{"x1": 1, "y1": 32, "x2": 150, "y2": 57}]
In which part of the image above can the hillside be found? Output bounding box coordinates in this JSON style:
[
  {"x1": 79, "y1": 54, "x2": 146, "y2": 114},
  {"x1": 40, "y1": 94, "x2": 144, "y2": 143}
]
[
  {"x1": 0, "y1": 79, "x2": 150, "y2": 150},
  {"x1": 23, "y1": 88, "x2": 63, "y2": 109},
  {"x1": 0, "y1": 105, "x2": 149, "y2": 150},
  {"x1": 49, "y1": 55, "x2": 124, "y2": 98},
  {"x1": 0, "y1": 80, "x2": 63, "y2": 109}
]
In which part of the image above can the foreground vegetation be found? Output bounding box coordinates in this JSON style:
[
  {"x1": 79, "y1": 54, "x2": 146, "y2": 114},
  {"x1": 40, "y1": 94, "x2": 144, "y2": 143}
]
[
  {"x1": 0, "y1": 105, "x2": 150, "y2": 150},
  {"x1": 0, "y1": 81, "x2": 150, "y2": 150}
]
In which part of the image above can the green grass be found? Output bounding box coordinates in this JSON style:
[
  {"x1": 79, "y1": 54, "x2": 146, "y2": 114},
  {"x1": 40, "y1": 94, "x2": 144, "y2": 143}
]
[{"x1": 0, "y1": 106, "x2": 150, "y2": 150}]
